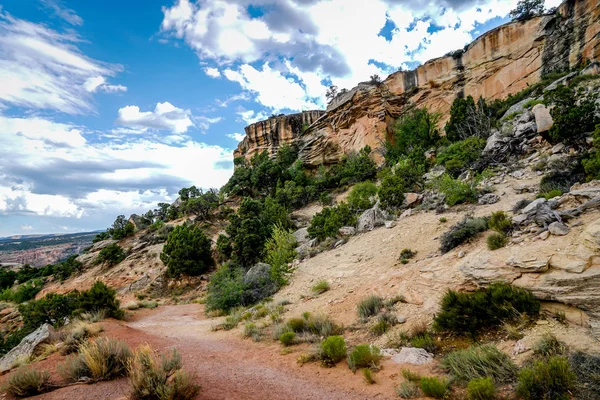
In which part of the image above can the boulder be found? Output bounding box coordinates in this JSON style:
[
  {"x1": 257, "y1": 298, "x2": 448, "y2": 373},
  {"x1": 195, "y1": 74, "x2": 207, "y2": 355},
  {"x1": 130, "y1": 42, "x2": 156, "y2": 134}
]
[
  {"x1": 385, "y1": 221, "x2": 396, "y2": 229},
  {"x1": 243, "y1": 263, "x2": 279, "y2": 302},
  {"x1": 580, "y1": 61, "x2": 600, "y2": 77},
  {"x1": 404, "y1": 193, "x2": 422, "y2": 208},
  {"x1": 90, "y1": 239, "x2": 117, "y2": 252},
  {"x1": 478, "y1": 193, "x2": 500, "y2": 205},
  {"x1": 292, "y1": 228, "x2": 310, "y2": 245},
  {"x1": 391, "y1": 347, "x2": 434, "y2": 365},
  {"x1": 512, "y1": 214, "x2": 529, "y2": 225},
  {"x1": 513, "y1": 183, "x2": 533, "y2": 194},
  {"x1": 338, "y1": 226, "x2": 356, "y2": 236},
  {"x1": 506, "y1": 255, "x2": 549, "y2": 273},
  {"x1": 0, "y1": 324, "x2": 54, "y2": 373},
  {"x1": 514, "y1": 121, "x2": 537, "y2": 138},
  {"x1": 551, "y1": 142, "x2": 565, "y2": 154},
  {"x1": 357, "y1": 203, "x2": 389, "y2": 232},
  {"x1": 548, "y1": 222, "x2": 569, "y2": 236},
  {"x1": 521, "y1": 198, "x2": 547, "y2": 214},
  {"x1": 581, "y1": 217, "x2": 600, "y2": 251},
  {"x1": 532, "y1": 104, "x2": 553, "y2": 133},
  {"x1": 460, "y1": 250, "x2": 522, "y2": 285},
  {"x1": 296, "y1": 238, "x2": 318, "y2": 258},
  {"x1": 483, "y1": 131, "x2": 506, "y2": 154},
  {"x1": 548, "y1": 253, "x2": 589, "y2": 274}
]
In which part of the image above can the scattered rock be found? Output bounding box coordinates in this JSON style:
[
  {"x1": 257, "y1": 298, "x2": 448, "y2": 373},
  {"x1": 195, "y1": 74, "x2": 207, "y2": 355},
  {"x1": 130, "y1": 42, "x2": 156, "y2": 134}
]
[
  {"x1": 397, "y1": 316, "x2": 407, "y2": 324},
  {"x1": 521, "y1": 198, "x2": 547, "y2": 214},
  {"x1": 334, "y1": 239, "x2": 346, "y2": 249},
  {"x1": 513, "y1": 183, "x2": 532, "y2": 194},
  {"x1": 338, "y1": 226, "x2": 356, "y2": 236},
  {"x1": 512, "y1": 339, "x2": 530, "y2": 355},
  {"x1": 510, "y1": 170, "x2": 526, "y2": 179},
  {"x1": 391, "y1": 348, "x2": 434, "y2": 365},
  {"x1": 551, "y1": 143, "x2": 566, "y2": 154},
  {"x1": 532, "y1": 104, "x2": 553, "y2": 133},
  {"x1": 385, "y1": 221, "x2": 396, "y2": 229},
  {"x1": 478, "y1": 193, "x2": 500, "y2": 205},
  {"x1": 292, "y1": 228, "x2": 310, "y2": 245},
  {"x1": 458, "y1": 251, "x2": 465, "y2": 258},
  {"x1": 399, "y1": 209, "x2": 413, "y2": 219},
  {"x1": 512, "y1": 214, "x2": 529, "y2": 225},
  {"x1": 548, "y1": 222, "x2": 569, "y2": 236},
  {"x1": 404, "y1": 193, "x2": 422, "y2": 208},
  {"x1": 539, "y1": 231, "x2": 550, "y2": 240},
  {"x1": 357, "y1": 203, "x2": 389, "y2": 232},
  {"x1": 0, "y1": 324, "x2": 54, "y2": 373},
  {"x1": 514, "y1": 121, "x2": 537, "y2": 138}
]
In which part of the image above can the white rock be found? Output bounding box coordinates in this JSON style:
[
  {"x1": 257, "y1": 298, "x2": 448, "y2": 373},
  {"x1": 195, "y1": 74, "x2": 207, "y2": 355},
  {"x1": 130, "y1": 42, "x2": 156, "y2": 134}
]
[
  {"x1": 391, "y1": 348, "x2": 434, "y2": 365},
  {"x1": 385, "y1": 221, "x2": 396, "y2": 229},
  {"x1": 521, "y1": 198, "x2": 547, "y2": 214},
  {"x1": 548, "y1": 222, "x2": 569, "y2": 236},
  {"x1": 532, "y1": 104, "x2": 553, "y2": 133},
  {"x1": 338, "y1": 226, "x2": 356, "y2": 236}
]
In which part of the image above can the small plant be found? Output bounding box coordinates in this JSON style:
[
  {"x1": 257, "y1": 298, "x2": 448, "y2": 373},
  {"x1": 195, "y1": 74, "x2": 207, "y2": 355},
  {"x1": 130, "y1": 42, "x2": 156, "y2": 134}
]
[
  {"x1": 441, "y1": 344, "x2": 518, "y2": 383},
  {"x1": 534, "y1": 333, "x2": 566, "y2": 357},
  {"x1": 402, "y1": 369, "x2": 422, "y2": 382},
  {"x1": 569, "y1": 351, "x2": 600, "y2": 400},
  {"x1": 440, "y1": 217, "x2": 488, "y2": 253},
  {"x1": 357, "y1": 295, "x2": 384, "y2": 319},
  {"x1": 370, "y1": 319, "x2": 390, "y2": 336},
  {"x1": 467, "y1": 377, "x2": 495, "y2": 400},
  {"x1": 312, "y1": 280, "x2": 330, "y2": 295},
  {"x1": 95, "y1": 243, "x2": 126, "y2": 266},
  {"x1": 320, "y1": 336, "x2": 347, "y2": 366},
  {"x1": 128, "y1": 345, "x2": 199, "y2": 400},
  {"x1": 399, "y1": 248, "x2": 416, "y2": 261},
  {"x1": 555, "y1": 311, "x2": 567, "y2": 324},
  {"x1": 410, "y1": 333, "x2": 436, "y2": 353},
  {"x1": 243, "y1": 322, "x2": 260, "y2": 341},
  {"x1": 516, "y1": 356, "x2": 575, "y2": 400},
  {"x1": 59, "y1": 337, "x2": 132, "y2": 382},
  {"x1": 396, "y1": 381, "x2": 420, "y2": 398},
  {"x1": 439, "y1": 217, "x2": 447, "y2": 223},
  {"x1": 420, "y1": 376, "x2": 449, "y2": 399},
  {"x1": 362, "y1": 368, "x2": 376, "y2": 384},
  {"x1": 503, "y1": 323, "x2": 524, "y2": 340},
  {"x1": 347, "y1": 344, "x2": 383, "y2": 372},
  {"x1": 348, "y1": 181, "x2": 378, "y2": 211},
  {"x1": 488, "y1": 211, "x2": 512, "y2": 234},
  {"x1": 279, "y1": 332, "x2": 296, "y2": 346},
  {"x1": 62, "y1": 320, "x2": 104, "y2": 354},
  {"x1": 487, "y1": 232, "x2": 507, "y2": 250},
  {"x1": 3, "y1": 368, "x2": 51, "y2": 397},
  {"x1": 430, "y1": 173, "x2": 478, "y2": 206}
]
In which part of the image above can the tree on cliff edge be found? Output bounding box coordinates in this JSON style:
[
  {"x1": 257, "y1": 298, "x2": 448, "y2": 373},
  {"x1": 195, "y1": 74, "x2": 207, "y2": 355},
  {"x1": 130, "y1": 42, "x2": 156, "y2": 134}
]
[{"x1": 510, "y1": 0, "x2": 545, "y2": 21}]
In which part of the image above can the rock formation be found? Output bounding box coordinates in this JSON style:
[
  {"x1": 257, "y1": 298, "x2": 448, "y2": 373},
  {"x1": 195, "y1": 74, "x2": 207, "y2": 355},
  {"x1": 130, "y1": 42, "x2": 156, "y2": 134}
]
[{"x1": 234, "y1": 0, "x2": 599, "y2": 167}]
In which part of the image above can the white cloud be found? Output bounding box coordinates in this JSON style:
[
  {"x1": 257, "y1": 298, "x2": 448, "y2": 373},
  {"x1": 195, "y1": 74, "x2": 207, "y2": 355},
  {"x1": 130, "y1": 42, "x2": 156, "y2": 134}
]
[
  {"x1": 84, "y1": 76, "x2": 128, "y2": 93},
  {"x1": 227, "y1": 132, "x2": 245, "y2": 142},
  {"x1": 20, "y1": 225, "x2": 33, "y2": 231},
  {"x1": 237, "y1": 109, "x2": 268, "y2": 124},
  {"x1": 0, "y1": 12, "x2": 125, "y2": 114},
  {"x1": 204, "y1": 67, "x2": 221, "y2": 78},
  {"x1": 116, "y1": 102, "x2": 194, "y2": 134},
  {"x1": 40, "y1": 0, "x2": 83, "y2": 26}
]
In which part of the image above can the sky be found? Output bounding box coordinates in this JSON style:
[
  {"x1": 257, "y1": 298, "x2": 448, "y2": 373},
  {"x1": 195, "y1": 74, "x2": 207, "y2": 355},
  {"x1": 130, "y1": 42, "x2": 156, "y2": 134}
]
[{"x1": 0, "y1": 0, "x2": 562, "y2": 236}]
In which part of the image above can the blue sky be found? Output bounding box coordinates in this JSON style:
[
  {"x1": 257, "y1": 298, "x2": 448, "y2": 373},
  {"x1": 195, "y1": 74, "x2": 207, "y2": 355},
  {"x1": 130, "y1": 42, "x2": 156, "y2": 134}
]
[{"x1": 0, "y1": 0, "x2": 560, "y2": 236}]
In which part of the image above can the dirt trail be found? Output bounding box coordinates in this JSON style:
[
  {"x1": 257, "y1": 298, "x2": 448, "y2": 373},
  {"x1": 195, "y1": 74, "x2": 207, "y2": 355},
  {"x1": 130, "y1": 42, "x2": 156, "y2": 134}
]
[{"x1": 29, "y1": 304, "x2": 396, "y2": 400}]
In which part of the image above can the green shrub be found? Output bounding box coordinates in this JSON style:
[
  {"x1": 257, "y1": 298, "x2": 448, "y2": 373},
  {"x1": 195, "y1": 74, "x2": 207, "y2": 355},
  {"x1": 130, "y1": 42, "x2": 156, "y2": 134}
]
[
  {"x1": 402, "y1": 369, "x2": 422, "y2": 382},
  {"x1": 378, "y1": 171, "x2": 405, "y2": 210},
  {"x1": 243, "y1": 322, "x2": 260, "y2": 340},
  {"x1": 357, "y1": 295, "x2": 384, "y2": 319},
  {"x1": 430, "y1": 174, "x2": 477, "y2": 206},
  {"x1": 385, "y1": 106, "x2": 441, "y2": 165},
  {"x1": 78, "y1": 281, "x2": 124, "y2": 319},
  {"x1": 434, "y1": 283, "x2": 539, "y2": 336},
  {"x1": 539, "y1": 170, "x2": 581, "y2": 195},
  {"x1": 320, "y1": 336, "x2": 347, "y2": 366},
  {"x1": 441, "y1": 344, "x2": 517, "y2": 383},
  {"x1": 396, "y1": 381, "x2": 420, "y2": 399},
  {"x1": 205, "y1": 263, "x2": 245, "y2": 312},
  {"x1": 516, "y1": 356, "x2": 575, "y2": 400},
  {"x1": 440, "y1": 217, "x2": 488, "y2": 253},
  {"x1": 0, "y1": 279, "x2": 43, "y2": 303},
  {"x1": 410, "y1": 333, "x2": 436, "y2": 353},
  {"x1": 59, "y1": 337, "x2": 132, "y2": 382},
  {"x1": 347, "y1": 344, "x2": 382, "y2": 372},
  {"x1": 544, "y1": 84, "x2": 598, "y2": 143},
  {"x1": 437, "y1": 137, "x2": 486, "y2": 177},
  {"x1": 311, "y1": 280, "x2": 330, "y2": 295},
  {"x1": 419, "y1": 376, "x2": 449, "y2": 399},
  {"x1": 3, "y1": 368, "x2": 51, "y2": 397},
  {"x1": 488, "y1": 211, "x2": 512, "y2": 234},
  {"x1": 534, "y1": 333, "x2": 566, "y2": 357},
  {"x1": 569, "y1": 351, "x2": 600, "y2": 400},
  {"x1": 348, "y1": 181, "x2": 378, "y2": 211},
  {"x1": 319, "y1": 192, "x2": 333, "y2": 206},
  {"x1": 524, "y1": 99, "x2": 544, "y2": 108},
  {"x1": 279, "y1": 332, "x2": 295, "y2": 346},
  {"x1": 284, "y1": 314, "x2": 341, "y2": 337},
  {"x1": 96, "y1": 243, "x2": 126, "y2": 266},
  {"x1": 467, "y1": 377, "x2": 495, "y2": 400},
  {"x1": 538, "y1": 189, "x2": 564, "y2": 200},
  {"x1": 128, "y1": 345, "x2": 199, "y2": 400},
  {"x1": 439, "y1": 217, "x2": 447, "y2": 223},
  {"x1": 160, "y1": 224, "x2": 214, "y2": 278},
  {"x1": 264, "y1": 225, "x2": 297, "y2": 285},
  {"x1": 362, "y1": 368, "x2": 375, "y2": 384},
  {"x1": 370, "y1": 319, "x2": 390, "y2": 336},
  {"x1": 108, "y1": 215, "x2": 135, "y2": 240},
  {"x1": 445, "y1": 95, "x2": 493, "y2": 142},
  {"x1": 308, "y1": 203, "x2": 356, "y2": 240},
  {"x1": 400, "y1": 249, "x2": 416, "y2": 261},
  {"x1": 487, "y1": 232, "x2": 507, "y2": 250}
]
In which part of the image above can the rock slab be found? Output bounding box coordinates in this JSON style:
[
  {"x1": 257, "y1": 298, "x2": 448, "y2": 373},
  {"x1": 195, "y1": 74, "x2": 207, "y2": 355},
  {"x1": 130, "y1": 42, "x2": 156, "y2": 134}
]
[
  {"x1": 391, "y1": 348, "x2": 434, "y2": 365},
  {"x1": 0, "y1": 324, "x2": 54, "y2": 373}
]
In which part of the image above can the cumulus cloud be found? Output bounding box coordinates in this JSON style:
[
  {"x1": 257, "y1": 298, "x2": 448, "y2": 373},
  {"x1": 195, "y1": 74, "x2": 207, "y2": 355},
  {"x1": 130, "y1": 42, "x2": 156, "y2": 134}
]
[
  {"x1": 237, "y1": 109, "x2": 268, "y2": 124},
  {"x1": 116, "y1": 102, "x2": 194, "y2": 134},
  {"x1": 0, "y1": 12, "x2": 126, "y2": 114},
  {"x1": 227, "y1": 132, "x2": 245, "y2": 142},
  {"x1": 204, "y1": 67, "x2": 221, "y2": 78}
]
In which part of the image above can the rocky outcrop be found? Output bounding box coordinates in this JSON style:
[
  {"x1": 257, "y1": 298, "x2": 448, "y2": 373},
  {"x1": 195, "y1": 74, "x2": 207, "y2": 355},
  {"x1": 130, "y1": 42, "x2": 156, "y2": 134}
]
[
  {"x1": 0, "y1": 324, "x2": 54, "y2": 373},
  {"x1": 234, "y1": 0, "x2": 599, "y2": 167}
]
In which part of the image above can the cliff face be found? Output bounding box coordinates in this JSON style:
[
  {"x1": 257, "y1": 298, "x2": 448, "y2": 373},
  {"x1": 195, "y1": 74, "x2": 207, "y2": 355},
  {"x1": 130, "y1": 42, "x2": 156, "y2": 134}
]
[{"x1": 234, "y1": 0, "x2": 600, "y2": 167}]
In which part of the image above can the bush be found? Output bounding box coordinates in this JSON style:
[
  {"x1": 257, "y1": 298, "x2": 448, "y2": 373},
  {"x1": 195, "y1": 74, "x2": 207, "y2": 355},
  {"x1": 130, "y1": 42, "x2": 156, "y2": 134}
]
[
  {"x1": 205, "y1": 263, "x2": 245, "y2": 312},
  {"x1": 534, "y1": 333, "x2": 566, "y2": 357},
  {"x1": 3, "y1": 368, "x2": 50, "y2": 397},
  {"x1": 569, "y1": 351, "x2": 600, "y2": 400},
  {"x1": 419, "y1": 377, "x2": 449, "y2": 399},
  {"x1": 400, "y1": 249, "x2": 416, "y2": 261},
  {"x1": 396, "y1": 382, "x2": 420, "y2": 399},
  {"x1": 467, "y1": 377, "x2": 495, "y2": 400},
  {"x1": 440, "y1": 217, "x2": 488, "y2": 253},
  {"x1": 279, "y1": 332, "x2": 295, "y2": 346},
  {"x1": 437, "y1": 137, "x2": 486, "y2": 177},
  {"x1": 441, "y1": 344, "x2": 517, "y2": 383},
  {"x1": 538, "y1": 189, "x2": 564, "y2": 200},
  {"x1": 487, "y1": 232, "x2": 507, "y2": 250},
  {"x1": 348, "y1": 181, "x2": 377, "y2": 211},
  {"x1": 0, "y1": 279, "x2": 43, "y2": 303},
  {"x1": 320, "y1": 336, "x2": 347, "y2": 366},
  {"x1": 160, "y1": 224, "x2": 215, "y2": 278},
  {"x1": 60, "y1": 337, "x2": 132, "y2": 382},
  {"x1": 445, "y1": 95, "x2": 493, "y2": 142},
  {"x1": 385, "y1": 106, "x2": 441, "y2": 165},
  {"x1": 430, "y1": 174, "x2": 477, "y2": 206},
  {"x1": 357, "y1": 295, "x2": 383, "y2": 319},
  {"x1": 78, "y1": 281, "x2": 124, "y2": 320},
  {"x1": 370, "y1": 319, "x2": 390, "y2": 336},
  {"x1": 516, "y1": 356, "x2": 575, "y2": 400},
  {"x1": 488, "y1": 211, "x2": 512, "y2": 234},
  {"x1": 96, "y1": 243, "x2": 126, "y2": 266},
  {"x1": 128, "y1": 345, "x2": 199, "y2": 400},
  {"x1": 362, "y1": 368, "x2": 375, "y2": 384},
  {"x1": 347, "y1": 344, "x2": 382, "y2": 372},
  {"x1": 410, "y1": 333, "x2": 436, "y2": 353},
  {"x1": 311, "y1": 280, "x2": 330, "y2": 295},
  {"x1": 62, "y1": 320, "x2": 103, "y2": 354},
  {"x1": 544, "y1": 84, "x2": 599, "y2": 143},
  {"x1": 19, "y1": 292, "x2": 80, "y2": 329},
  {"x1": 264, "y1": 225, "x2": 297, "y2": 285},
  {"x1": 434, "y1": 283, "x2": 540, "y2": 336},
  {"x1": 378, "y1": 171, "x2": 405, "y2": 210},
  {"x1": 307, "y1": 203, "x2": 356, "y2": 241},
  {"x1": 284, "y1": 313, "x2": 341, "y2": 337},
  {"x1": 108, "y1": 215, "x2": 135, "y2": 240}
]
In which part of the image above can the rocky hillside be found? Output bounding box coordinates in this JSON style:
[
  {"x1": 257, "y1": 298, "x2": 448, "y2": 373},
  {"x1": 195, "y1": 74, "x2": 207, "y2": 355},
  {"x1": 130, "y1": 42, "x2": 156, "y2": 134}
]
[{"x1": 235, "y1": 0, "x2": 600, "y2": 167}]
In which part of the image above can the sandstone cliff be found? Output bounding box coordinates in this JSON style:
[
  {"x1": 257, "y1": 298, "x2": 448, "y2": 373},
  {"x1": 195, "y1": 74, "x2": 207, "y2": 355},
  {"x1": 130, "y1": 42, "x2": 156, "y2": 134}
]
[{"x1": 234, "y1": 0, "x2": 599, "y2": 167}]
